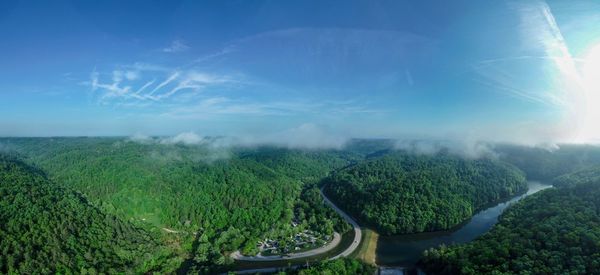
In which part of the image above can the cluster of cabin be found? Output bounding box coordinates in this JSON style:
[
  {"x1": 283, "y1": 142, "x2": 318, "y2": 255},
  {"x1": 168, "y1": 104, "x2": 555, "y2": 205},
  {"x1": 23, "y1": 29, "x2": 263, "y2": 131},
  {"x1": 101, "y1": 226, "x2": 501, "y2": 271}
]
[{"x1": 257, "y1": 230, "x2": 328, "y2": 255}]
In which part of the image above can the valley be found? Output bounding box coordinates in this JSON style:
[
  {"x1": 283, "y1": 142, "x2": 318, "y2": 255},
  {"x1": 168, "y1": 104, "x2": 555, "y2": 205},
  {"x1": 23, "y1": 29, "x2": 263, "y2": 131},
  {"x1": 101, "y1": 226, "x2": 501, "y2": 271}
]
[{"x1": 2, "y1": 137, "x2": 600, "y2": 274}]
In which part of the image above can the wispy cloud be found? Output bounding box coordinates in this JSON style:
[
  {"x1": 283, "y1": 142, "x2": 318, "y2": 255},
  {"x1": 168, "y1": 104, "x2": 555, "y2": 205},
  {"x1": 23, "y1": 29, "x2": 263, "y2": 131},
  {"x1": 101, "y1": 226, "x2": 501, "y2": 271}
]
[
  {"x1": 508, "y1": 0, "x2": 599, "y2": 143},
  {"x1": 160, "y1": 97, "x2": 283, "y2": 119},
  {"x1": 148, "y1": 72, "x2": 180, "y2": 96},
  {"x1": 126, "y1": 62, "x2": 171, "y2": 72},
  {"x1": 194, "y1": 45, "x2": 236, "y2": 63},
  {"x1": 88, "y1": 64, "x2": 238, "y2": 105},
  {"x1": 161, "y1": 131, "x2": 204, "y2": 145},
  {"x1": 470, "y1": 1, "x2": 580, "y2": 108},
  {"x1": 162, "y1": 39, "x2": 190, "y2": 53},
  {"x1": 113, "y1": 70, "x2": 140, "y2": 82},
  {"x1": 158, "y1": 96, "x2": 383, "y2": 120},
  {"x1": 135, "y1": 79, "x2": 155, "y2": 95},
  {"x1": 512, "y1": 0, "x2": 578, "y2": 79},
  {"x1": 83, "y1": 32, "x2": 389, "y2": 133},
  {"x1": 90, "y1": 70, "x2": 133, "y2": 100}
]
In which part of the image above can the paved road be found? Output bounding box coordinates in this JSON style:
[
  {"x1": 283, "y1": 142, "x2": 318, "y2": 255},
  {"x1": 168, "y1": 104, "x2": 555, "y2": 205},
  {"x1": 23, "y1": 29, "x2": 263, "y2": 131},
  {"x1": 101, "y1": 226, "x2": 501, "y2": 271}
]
[
  {"x1": 319, "y1": 187, "x2": 362, "y2": 259},
  {"x1": 230, "y1": 232, "x2": 341, "y2": 261},
  {"x1": 228, "y1": 187, "x2": 363, "y2": 274}
]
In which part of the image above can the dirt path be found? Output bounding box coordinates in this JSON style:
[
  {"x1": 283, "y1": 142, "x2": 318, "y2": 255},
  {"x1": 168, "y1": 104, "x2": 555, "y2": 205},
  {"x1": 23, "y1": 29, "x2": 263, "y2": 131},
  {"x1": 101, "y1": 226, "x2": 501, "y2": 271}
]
[{"x1": 162, "y1": 227, "x2": 180, "y2": 233}]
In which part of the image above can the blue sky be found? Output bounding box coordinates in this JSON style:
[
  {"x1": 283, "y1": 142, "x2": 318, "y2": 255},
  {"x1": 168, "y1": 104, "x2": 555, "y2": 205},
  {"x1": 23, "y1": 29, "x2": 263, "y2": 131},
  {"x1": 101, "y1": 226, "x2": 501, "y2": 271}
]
[{"x1": 1, "y1": 0, "x2": 600, "y2": 144}]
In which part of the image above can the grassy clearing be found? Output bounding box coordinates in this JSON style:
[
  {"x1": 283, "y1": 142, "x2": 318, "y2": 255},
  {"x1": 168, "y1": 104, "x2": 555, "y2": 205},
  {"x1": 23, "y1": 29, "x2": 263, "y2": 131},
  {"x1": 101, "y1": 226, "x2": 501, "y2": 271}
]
[{"x1": 352, "y1": 229, "x2": 378, "y2": 265}]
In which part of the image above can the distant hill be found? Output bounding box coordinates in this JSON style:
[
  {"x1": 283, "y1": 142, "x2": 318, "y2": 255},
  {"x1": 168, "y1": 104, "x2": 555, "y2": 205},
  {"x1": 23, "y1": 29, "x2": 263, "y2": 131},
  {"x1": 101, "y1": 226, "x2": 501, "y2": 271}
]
[
  {"x1": 496, "y1": 144, "x2": 600, "y2": 180},
  {"x1": 553, "y1": 165, "x2": 600, "y2": 188}
]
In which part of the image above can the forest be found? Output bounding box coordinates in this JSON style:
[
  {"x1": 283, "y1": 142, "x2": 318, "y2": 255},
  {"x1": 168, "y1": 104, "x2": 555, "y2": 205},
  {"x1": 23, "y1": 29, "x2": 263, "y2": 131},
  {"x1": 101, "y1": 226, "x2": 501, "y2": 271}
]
[
  {"x1": 323, "y1": 151, "x2": 527, "y2": 234},
  {"x1": 5, "y1": 137, "x2": 600, "y2": 274},
  {"x1": 496, "y1": 144, "x2": 600, "y2": 180},
  {"x1": 287, "y1": 258, "x2": 376, "y2": 275},
  {"x1": 552, "y1": 164, "x2": 600, "y2": 188},
  {"x1": 0, "y1": 154, "x2": 179, "y2": 273},
  {"x1": 418, "y1": 148, "x2": 600, "y2": 274},
  {"x1": 420, "y1": 179, "x2": 600, "y2": 274},
  {"x1": 0, "y1": 137, "x2": 362, "y2": 273}
]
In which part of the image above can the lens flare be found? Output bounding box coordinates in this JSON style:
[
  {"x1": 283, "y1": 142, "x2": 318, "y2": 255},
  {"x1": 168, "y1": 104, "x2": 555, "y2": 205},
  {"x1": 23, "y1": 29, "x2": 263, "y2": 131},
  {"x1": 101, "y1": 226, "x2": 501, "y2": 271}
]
[{"x1": 576, "y1": 44, "x2": 600, "y2": 143}]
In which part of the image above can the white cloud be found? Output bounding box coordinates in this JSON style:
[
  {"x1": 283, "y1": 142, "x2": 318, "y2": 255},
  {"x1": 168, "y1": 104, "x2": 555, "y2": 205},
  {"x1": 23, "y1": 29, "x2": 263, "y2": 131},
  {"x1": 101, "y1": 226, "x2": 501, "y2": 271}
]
[
  {"x1": 127, "y1": 62, "x2": 170, "y2": 72},
  {"x1": 468, "y1": 1, "x2": 577, "y2": 108},
  {"x1": 111, "y1": 70, "x2": 140, "y2": 82},
  {"x1": 163, "y1": 40, "x2": 190, "y2": 53},
  {"x1": 129, "y1": 133, "x2": 152, "y2": 143},
  {"x1": 514, "y1": 0, "x2": 578, "y2": 87},
  {"x1": 194, "y1": 45, "x2": 236, "y2": 63},
  {"x1": 509, "y1": 0, "x2": 600, "y2": 143},
  {"x1": 87, "y1": 65, "x2": 242, "y2": 108},
  {"x1": 237, "y1": 123, "x2": 349, "y2": 149},
  {"x1": 148, "y1": 72, "x2": 180, "y2": 96},
  {"x1": 394, "y1": 139, "x2": 498, "y2": 159},
  {"x1": 90, "y1": 71, "x2": 133, "y2": 100},
  {"x1": 135, "y1": 79, "x2": 155, "y2": 94},
  {"x1": 161, "y1": 132, "x2": 204, "y2": 145},
  {"x1": 157, "y1": 72, "x2": 229, "y2": 100},
  {"x1": 125, "y1": 70, "x2": 140, "y2": 81},
  {"x1": 280, "y1": 123, "x2": 348, "y2": 149}
]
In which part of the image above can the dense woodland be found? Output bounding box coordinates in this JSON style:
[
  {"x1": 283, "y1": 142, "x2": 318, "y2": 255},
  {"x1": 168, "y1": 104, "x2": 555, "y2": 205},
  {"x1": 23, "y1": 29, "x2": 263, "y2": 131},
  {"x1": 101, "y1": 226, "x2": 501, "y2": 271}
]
[
  {"x1": 420, "y1": 180, "x2": 600, "y2": 274},
  {"x1": 553, "y1": 164, "x2": 600, "y2": 188},
  {"x1": 0, "y1": 154, "x2": 179, "y2": 273},
  {"x1": 324, "y1": 152, "x2": 527, "y2": 234},
  {"x1": 0, "y1": 137, "x2": 359, "y2": 272},
  {"x1": 5, "y1": 137, "x2": 600, "y2": 274},
  {"x1": 420, "y1": 148, "x2": 600, "y2": 274},
  {"x1": 496, "y1": 144, "x2": 600, "y2": 180},
  {"x1": 295, "y1": 184, "x2": 352, "y2": 237},
  {"x1": 285, "y1": 258, "x2": 376, "y2": 275}
]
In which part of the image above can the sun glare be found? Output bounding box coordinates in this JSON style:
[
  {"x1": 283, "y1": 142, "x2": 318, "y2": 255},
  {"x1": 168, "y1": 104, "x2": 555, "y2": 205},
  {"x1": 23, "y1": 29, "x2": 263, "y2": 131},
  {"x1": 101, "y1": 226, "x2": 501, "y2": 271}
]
[{"x1": 577, "y1": 43, "x2": 600, "y2": 143}]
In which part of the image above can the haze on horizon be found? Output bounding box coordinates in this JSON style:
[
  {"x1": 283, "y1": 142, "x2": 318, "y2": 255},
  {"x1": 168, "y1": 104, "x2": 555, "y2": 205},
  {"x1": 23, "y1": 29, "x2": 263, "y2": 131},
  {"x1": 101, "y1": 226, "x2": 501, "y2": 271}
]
[{"x1": 2, "y1": 0, "x2": 600, "y2": 147}]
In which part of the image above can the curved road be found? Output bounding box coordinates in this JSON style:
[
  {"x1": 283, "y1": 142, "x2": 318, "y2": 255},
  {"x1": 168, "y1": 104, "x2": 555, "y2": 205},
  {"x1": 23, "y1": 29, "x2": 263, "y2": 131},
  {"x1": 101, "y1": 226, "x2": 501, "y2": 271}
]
[
  {"x1": 319, "y1": 188, "x2": 362, "y2": 259},
  {"x1": 230, "y1": 232, "x2": 341, "y2": 261},
  {"x1": 229, "y1": 188, "x2": 362, "y2": 273}
]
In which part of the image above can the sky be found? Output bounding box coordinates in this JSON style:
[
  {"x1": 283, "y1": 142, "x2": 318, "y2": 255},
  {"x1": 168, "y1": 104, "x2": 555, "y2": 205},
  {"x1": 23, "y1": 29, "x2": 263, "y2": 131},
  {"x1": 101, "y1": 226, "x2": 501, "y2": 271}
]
[{"x1": 2, "y1": 0, "x2": 600, "y2": 146}]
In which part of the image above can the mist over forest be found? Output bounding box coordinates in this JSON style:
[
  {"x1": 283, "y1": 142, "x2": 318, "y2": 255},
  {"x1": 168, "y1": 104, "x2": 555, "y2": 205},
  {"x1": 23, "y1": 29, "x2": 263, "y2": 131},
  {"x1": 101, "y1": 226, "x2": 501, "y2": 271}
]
[{"x1": 3, "y1": 0, "x2": 600, "y2": 274}]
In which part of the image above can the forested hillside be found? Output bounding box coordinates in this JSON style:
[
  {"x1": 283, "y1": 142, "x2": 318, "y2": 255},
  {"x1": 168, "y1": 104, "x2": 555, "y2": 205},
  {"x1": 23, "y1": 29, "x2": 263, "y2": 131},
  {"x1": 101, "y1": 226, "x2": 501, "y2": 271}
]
[
  {"x1": 1, "y1": 137, "x2": 354, "y2": 271},
  {"x1": 323, "y1": 152, "x2": 527, "y2": 235},
  {"x1": 497, "y1": 144, "x2": 600, "y2": 180},
  {"x1": 420, "y1": 181, "x2": 600, "y2": 274},
  {"x1": 0, "y1": 154, "x2": 178, "y2": 273},
  {"x1": 553, "y1": 165, "x2": 600, "y2": 188},
  {"x1": 8, "y1": 138, "x2": 590, "y2": 273}
]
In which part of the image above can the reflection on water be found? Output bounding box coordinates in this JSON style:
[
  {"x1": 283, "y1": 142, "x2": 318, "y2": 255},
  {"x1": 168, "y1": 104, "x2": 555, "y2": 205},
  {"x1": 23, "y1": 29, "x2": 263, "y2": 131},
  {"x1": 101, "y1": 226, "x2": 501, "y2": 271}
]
[{"x1": 376, "y1": 181, "x2": 552, "y2": 266}]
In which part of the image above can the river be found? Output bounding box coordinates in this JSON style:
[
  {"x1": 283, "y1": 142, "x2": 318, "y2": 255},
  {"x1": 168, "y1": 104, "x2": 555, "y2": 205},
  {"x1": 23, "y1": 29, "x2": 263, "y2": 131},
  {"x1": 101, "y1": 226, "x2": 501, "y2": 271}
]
[
  {"x1": 375, "y1": 181, "x2": 552, "y2": 266},
  {"x1": 230, "y1": 181, "x2": 551, "y2": 273}
]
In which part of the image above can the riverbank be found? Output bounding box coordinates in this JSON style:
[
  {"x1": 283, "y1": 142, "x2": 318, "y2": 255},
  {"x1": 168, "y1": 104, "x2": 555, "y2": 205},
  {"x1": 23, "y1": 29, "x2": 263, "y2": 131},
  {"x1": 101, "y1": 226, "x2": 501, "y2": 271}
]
[
  {"x1": 353, "y1": 229, "x2": 379, "y2": 265},
  {"x1": 375, "y1": 181, "x2": 552, "y2": 266},
  {"x1": 229, "y1": 182, "x2": 553, "y2": 273}
]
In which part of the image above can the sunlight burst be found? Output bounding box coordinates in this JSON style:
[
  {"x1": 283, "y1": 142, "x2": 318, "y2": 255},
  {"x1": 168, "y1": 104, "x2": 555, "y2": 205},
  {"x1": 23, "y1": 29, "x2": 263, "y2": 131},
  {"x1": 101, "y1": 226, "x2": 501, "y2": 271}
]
[{"x1": 577, "y1": 43, "x2": 600, "y2": 142}]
